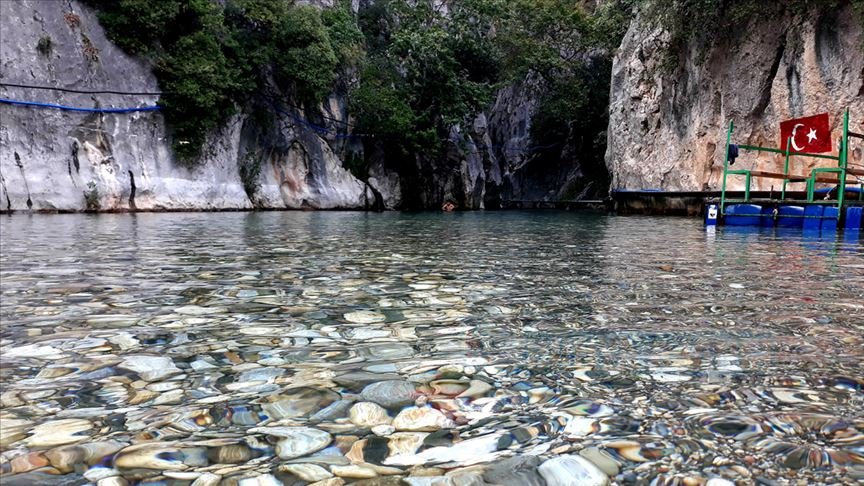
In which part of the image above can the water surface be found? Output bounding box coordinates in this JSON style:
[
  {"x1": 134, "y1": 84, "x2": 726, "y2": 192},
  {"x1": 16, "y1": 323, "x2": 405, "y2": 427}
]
[{"x1": 1, "y1": 212, "x2": 862, "y2": 485}]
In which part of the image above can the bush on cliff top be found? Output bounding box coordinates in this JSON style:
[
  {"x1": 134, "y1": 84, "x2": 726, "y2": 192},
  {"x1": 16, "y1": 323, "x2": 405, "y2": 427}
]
[
  {"x1": 88, "y1": 0, "x2": 362, "y2": 162},
  {"x1": 350, "y1": 0, "x2": 506, "y2": 156},
  {"x1": 89, "y1": 0, "x2": 634, "y2": 174},
  {"x1": 643, "y1": 0, "x2": 863, "y2": 70},
  {"x1": 351, "y1": 0, "x2": 634, "y2": 179}
]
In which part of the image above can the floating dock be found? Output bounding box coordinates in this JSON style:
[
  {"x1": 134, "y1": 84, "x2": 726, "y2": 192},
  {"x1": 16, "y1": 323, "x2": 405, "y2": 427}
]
[
  {"x1": 606, "y1": 110, "x2": 864, "y2": 236},
  {"x1": 706, "y1": 110, "x2": 864, "y2": 231}
]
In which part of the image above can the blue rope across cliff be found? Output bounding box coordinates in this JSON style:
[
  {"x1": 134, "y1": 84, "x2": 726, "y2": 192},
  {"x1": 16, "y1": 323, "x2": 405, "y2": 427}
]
[
  {"x1": 268, "y1": 101, "x2": 366, "y2": 139},
  {"x1": 0, "y1": 97, "x2": 161, "y2": 113},
  {"x1": 1, "y1": 87, "x2": 560, "y2": 155}
]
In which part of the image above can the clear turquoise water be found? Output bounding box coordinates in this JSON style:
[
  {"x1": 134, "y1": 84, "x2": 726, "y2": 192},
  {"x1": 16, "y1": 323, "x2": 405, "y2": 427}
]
[{"x1": 1, "y1": 212, "x2": 862, "y2": 484}]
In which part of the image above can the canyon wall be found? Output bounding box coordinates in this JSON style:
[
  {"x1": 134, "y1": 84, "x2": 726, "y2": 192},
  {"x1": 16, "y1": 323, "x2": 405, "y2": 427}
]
[
  {"x1": 0, "y1": 0, "x2": 386, "y2": 212},
  {"x1": 0, "y1": 0, "x2": 582, "y2": 212},
  {"x1": 607, "y1": 3, "x2": 864, "y2": 192}
]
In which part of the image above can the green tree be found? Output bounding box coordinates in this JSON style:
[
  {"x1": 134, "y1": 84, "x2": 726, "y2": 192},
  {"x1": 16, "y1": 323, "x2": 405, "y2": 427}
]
[
  {"x1": 351, "y1": 0, "x2": 506, "y2": 159},
  {"x1": 89, "y1": 0, "x2": 639, "y2": 179},
  {"x1": 322, "y1": 3, "x2": 365, "y2": 68},
  {"x1": 88, "y1": 0, "x2": 182, "y2": 54},
  {"x1": 90, "y1": 0, "x2": 363, "y2": 162},
  {"x1": 157, "y1": 30, "x2": 245, "y2": 160},
  {"x1": 272, "y1": 6, "x2": 339, "y2": 102}
]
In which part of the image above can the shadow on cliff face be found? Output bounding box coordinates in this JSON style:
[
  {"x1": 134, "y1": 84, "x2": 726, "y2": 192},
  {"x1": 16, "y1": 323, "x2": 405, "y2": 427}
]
[
  {"x1": 504, "y1": 58, "x2": 614, "y2": 204},
  {"x1": 363, "y1": 58, "x2": 615, "y2": 212},
  {"x1": 233, "y1": 103, "x2": 389, "y2": 211}
]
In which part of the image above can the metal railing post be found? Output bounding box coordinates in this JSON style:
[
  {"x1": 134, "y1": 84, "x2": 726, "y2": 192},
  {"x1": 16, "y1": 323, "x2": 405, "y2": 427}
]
[
  {"x1": 838, "y1": 109, "x2": 849, "y2": 220},
  {"x1": 782, "y1": 136, "x2": 791, "y2": 200}
]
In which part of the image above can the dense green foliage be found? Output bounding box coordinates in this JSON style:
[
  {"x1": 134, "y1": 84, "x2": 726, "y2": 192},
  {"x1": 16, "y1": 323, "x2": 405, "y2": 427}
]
[
  {"x1": 88, "y1": 0, "x2": 362, "y2": 160},
  {"x1": 351, "y1": 1, "x2": 503, "y2": 154},
  {"x1": 86, "y1": 0, "x2": 860, "y2": 185},
  {"x1": 352, "y1": 0, "x2": 634, "y2": 171},
  {"x1": 89, "y1": 0, "x2": 634, "y2": 174},
  {"x1": 497, "y1": 0, "x2": 633, "y2": 192}
]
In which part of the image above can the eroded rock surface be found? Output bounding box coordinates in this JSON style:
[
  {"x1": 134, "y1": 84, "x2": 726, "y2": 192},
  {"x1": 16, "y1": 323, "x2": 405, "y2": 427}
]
[
  {"x1": 0, "y1": 0, "x2": 393, "y2": 212},
  {"x1": 606, "y1": 5, "x2": 864, "y2": 192}
]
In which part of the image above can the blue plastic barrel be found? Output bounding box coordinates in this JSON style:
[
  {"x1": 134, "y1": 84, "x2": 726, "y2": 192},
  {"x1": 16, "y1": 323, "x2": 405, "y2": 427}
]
[
  {"x1": 822, "y1": 207, "x2": 839, "y2": 232},
  {"x1": 846, "y1": 207, "x2": 863, "y2": 230},
  {"x1": 725, "y1": 204, "x2": 762, "y2": 226},
  {"x1": 777, "y1": 206, "x2": 804, "y2": 228},
  {"x1": 803, "y1": 205, "x2": 823, "y2": 231}
]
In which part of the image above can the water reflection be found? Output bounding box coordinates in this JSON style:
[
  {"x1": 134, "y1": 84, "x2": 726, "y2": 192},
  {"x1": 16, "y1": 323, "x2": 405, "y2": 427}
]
[{"x1": 0, "y1": 212, "x2": 862, "y2": 485}]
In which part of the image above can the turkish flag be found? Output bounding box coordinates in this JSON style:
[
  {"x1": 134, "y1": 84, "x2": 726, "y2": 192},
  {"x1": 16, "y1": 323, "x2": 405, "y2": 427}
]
[{"x1": 779, "y1": 113, "x2": 832, "y2": 153}]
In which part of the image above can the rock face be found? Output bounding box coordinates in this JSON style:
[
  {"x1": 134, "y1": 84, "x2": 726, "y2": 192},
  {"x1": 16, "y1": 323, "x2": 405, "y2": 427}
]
[
  {"x1": 401, "y1": 77, "x2": 544, "y2": 210},
  {"x1": 0, "y1": 1, "x2": 594, "y2": 212},
  {"x1": 396, "y1": 73, "x2": 599, "y2": 210},
  {"x1": 0, "y1": 0, "x2": 391, "y2": 212},
  {"x1": 606, "y1": 3, "x2": 864, "y2": 192},
  {"x1": 13, "y1": 1, "x2": 855, "y2": 210}
]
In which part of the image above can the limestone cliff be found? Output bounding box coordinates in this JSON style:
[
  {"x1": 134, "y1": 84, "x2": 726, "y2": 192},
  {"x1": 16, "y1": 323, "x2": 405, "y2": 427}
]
[
  {"x1": 607, "y1": 3, "x2": 864, "y2": 192},
  {"x1": 0, "y1": 0, "x2": 586, "y2": 213},
  {"x1": 397, "y1": 76, "x2": 545, "y2": 210},
  {"x1": 0, "y1": 0, "x2": 386, "y2": 212}
]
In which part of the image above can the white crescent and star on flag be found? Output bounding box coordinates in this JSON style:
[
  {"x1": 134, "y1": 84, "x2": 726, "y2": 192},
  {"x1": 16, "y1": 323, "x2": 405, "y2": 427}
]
[
  {"x1": 789, "y1": 124, "x2": 819, "y2": 151},
  {"x1": 780, "y1": 113, "x2": 831, "y2": 154}
]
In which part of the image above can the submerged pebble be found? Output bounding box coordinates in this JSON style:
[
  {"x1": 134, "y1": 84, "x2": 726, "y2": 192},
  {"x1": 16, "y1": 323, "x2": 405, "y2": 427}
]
[
  {"x1": 538, "y1": 455, "x2": 609, "y2": 486},
  {"x1": 361, "y1": 381, "x2": 417, "y2": 409},
  {"x1": 1, "y1": 213, "x2": 860, "y2": 486},
  {"x1": 250, "y1": 427, "x2": 332, "y2": 460},
  {"x1": 350, "y1": 402, "x2": 392, "y2": 427},
  {"x1": 392, "y1": 407, "x2": 456, "y2": 432},
  {"x1": 118, "y1": 356, "x2": 181, "y2": 381},
  {"x1": 25, "y1": 419, "x2": 94, "y2": 447}
]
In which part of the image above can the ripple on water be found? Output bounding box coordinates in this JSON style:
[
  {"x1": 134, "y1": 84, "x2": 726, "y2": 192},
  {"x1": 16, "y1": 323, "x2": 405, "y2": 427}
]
[{"x1": 0, "y1": 212, "x2": 862, "y2": 485}]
